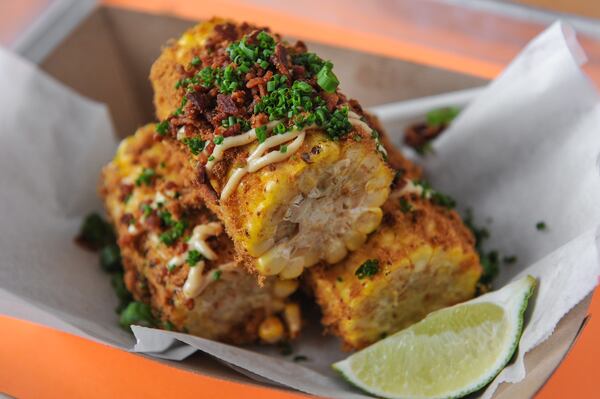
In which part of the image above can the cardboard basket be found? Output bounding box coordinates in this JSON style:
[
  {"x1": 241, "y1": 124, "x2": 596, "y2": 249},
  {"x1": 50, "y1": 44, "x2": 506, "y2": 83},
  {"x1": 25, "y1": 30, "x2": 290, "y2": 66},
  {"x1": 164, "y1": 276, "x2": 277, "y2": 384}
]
[{"x1": 30, "y1": 5, "x2": 593, "y2": 398}]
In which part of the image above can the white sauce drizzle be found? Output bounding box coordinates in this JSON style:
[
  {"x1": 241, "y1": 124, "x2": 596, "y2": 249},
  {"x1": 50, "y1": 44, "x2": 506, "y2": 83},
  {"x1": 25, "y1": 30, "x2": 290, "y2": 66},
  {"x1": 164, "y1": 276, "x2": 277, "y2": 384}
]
[
  {"x1": 205, "y1": 110, "x2": 383, "y2": 201},
  {"x1": 219, "y1": 127, "x2": 309, "y2": 201},
  {"x1": 176, "y1": 126, "x2": 186, "y2": 140},
  {"x1": 166, "y1": 222, "x2": 223, "y2": 299},
  {"x1": 183, "y1": 261, "x2": 238, "y2": 298},
  {"x1": 205, "y1": 120, "x2": 281, "y2": 171},
  {"x1": 389, "y1": 179, "x2": 427, "y2": 199}
]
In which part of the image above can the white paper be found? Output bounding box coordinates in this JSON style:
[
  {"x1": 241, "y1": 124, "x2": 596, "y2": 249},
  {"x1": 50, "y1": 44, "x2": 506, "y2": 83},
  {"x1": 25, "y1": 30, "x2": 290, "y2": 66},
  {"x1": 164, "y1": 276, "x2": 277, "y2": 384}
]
[{"x1": 0, "y1": 21, "x2": 599, "y2": 399}]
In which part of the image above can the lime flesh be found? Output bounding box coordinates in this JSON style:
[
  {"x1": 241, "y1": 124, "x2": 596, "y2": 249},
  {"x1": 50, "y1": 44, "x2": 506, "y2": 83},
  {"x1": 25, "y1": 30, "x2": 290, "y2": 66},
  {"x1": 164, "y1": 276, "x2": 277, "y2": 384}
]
[{"x1": 333, "y1": 275, "x2": 536, "y2": 399}]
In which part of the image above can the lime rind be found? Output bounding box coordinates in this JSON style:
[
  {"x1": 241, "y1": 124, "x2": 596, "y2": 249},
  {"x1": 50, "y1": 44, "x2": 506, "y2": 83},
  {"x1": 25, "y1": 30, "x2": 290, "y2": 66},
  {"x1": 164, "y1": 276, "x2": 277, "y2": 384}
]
[{"x1": 333, "y1": 275, "x2": 536, "y2": 399}]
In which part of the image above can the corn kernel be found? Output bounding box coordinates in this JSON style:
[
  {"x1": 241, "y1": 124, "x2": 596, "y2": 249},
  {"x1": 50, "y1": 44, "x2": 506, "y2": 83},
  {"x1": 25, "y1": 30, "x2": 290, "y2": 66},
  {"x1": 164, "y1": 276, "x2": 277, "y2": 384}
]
[
  {"x1": 274, "y1": 279, "x2": 299, "y2": 298},
  {"x1": 258, "y1": 316, "x2": 284, "y2": 343},
  {"x1": 283, "y1": 303, "x2": 302, "y2": 339}
]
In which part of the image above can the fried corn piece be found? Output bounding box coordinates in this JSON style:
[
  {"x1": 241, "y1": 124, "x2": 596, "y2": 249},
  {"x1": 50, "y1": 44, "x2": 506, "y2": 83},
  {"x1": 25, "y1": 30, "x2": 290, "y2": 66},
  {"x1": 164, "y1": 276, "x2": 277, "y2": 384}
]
[
  {"x1": 100, "y1": 124, "x2": 301, "y2": 344},
  {"x1": 307, "y1": 181, "x2": 482, "y2": 350},
  {"x1": 150, "y1": 19, "x2": 394, "y2": 279}
]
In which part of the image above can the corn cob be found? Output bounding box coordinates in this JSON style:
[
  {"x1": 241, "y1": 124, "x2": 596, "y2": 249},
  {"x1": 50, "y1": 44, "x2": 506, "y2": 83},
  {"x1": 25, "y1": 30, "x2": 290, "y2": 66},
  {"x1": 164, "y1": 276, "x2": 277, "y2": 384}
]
[
  {"x1": 150, "y1": 19, "x2": 394, "y2": 279},
  {"x1": 99, "y1": 124, "x2": 301, "y2": 344},
  {"x1": 307, "y1": 179, "x2": 482, "y2": 350}
]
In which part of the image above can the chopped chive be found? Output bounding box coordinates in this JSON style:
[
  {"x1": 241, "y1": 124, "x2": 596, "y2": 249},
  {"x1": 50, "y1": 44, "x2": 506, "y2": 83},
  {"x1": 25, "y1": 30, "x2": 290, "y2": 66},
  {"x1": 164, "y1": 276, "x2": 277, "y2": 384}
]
[
  {"x1": 190, "y1": 56, "x2": 201, "y2": 66},
  {"x1": 536, "y1": 221, "x2": 547, "y2": 231},
  {"x1": 212, "y1": 270, "x2": 222, "y2": 281},
  {"x1": 156, "y1": 120, "x2": 169, "y2": 136},
  {"x1": 213, "y1": 135, "x2": 224, "y2": 145},
  {"x1": 316, "y1": 63, "x2": 339, "y2": 93},
  {"x1": 135, "y1": 168, "x2": 156, "y2": 187},
  {"x1": 255, "y1": 125, "x2": 267, "y2": 143},
  {"x1": 355, "y1": 259, "x2": 379, "y2": 279},
  {"x1": 399, "y1": 198, "x2": 412, "y2": 213},
  {"x1": 280, "y1": 145, "x2": 288, "y2": 153},
  {"x1": 187, "y1": 249, "x2": 204, "y2": 266}
]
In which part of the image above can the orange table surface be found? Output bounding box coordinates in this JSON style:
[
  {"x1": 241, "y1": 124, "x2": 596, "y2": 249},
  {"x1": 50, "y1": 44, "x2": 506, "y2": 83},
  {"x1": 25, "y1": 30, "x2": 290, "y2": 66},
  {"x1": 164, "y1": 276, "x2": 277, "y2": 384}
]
[
  {"x1": 3, "y1": 1, "x2": 600, "y2": 398},
  {"x1": 0, "y1": 290, "x2": 598, "y2": 398}
]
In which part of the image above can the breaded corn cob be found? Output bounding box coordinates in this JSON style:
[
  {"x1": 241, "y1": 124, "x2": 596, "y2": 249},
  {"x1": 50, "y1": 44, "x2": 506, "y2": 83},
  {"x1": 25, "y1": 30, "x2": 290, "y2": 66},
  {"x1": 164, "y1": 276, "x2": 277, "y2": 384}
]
[
  {"x1": 150, "y1": 19, "x2": 394, "y2": 279},
  {"x1": 307, "y1": 180, "x2": 482, "y2": 350},
  {"x1": 100, "y1": 124, "x2": 301, "y2": 344}
]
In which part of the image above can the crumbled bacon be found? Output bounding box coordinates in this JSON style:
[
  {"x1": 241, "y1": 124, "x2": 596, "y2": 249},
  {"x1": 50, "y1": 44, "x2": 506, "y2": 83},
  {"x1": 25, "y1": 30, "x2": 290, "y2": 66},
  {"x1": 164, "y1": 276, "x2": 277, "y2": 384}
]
[
  {"x1": 119, "y1": 183, "x2": 134, "y2": 202},
  {"x1": 187, "y1": 91, "x2": 212, "y2": 113},
  {"x1": 272, "y1": 43, "x2": 289, "y2": 76},
  {"x1": 120, "y1": 213, "x2": 134, "y2": 225},
  {"x1": 217, "y1": 93, "x2": 238, "y2": 114},
  {"x1": 322, "y1": 92, "x2": 339, "y2": 112}
]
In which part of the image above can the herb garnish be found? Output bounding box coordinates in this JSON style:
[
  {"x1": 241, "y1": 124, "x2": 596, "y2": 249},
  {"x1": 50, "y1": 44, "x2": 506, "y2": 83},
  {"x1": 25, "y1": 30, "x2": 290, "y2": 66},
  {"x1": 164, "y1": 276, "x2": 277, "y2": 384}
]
[
  {"x1": 536, "y1": 221, "x2": 547, "y2": 231},
  {"x1": 119, "y1": 301, "x2": 156, "y2": 330},
  {"x1": 426, "y1": 107, "x2": 460, "y2": 127},
  {"x1": 76, "y1": 213, "x2": 116, "y2": 250},
  {"x1": 187, "y1": 249, "x2": 204, "y2": 266},
  {"x1": 255, "y1": 125, "x2": 267, "y2": 143},
  {"x1": 212, "y1": 270, "x2": 222, "y2": 281},
  {"x1": 160, "y1": 220, "x2": 187, "y2": 246},
  {"x1": 355, "y1": 259, "x2": 380, "y2": 279},
  {"x1": 155, "y1": 120, "x2": 169, "y2": 136},
  {"x1": 431, "y1": 191, "x2": 456, "y2": 209},
  {"x1": 399, "y1": 198, "x2": 413, "y2": 213},
  {"x1": 182, "y1": 137, "x2": 206, "y2": 155},
  {"x1": 135, "y1": 168, "x2": 156, "y2": 187}
]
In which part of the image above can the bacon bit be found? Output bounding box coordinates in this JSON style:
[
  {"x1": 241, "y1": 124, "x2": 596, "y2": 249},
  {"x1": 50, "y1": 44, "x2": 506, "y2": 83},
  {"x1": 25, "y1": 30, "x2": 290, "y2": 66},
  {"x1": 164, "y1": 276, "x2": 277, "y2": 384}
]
[
  {"x1": 205, "y1": 141, "x2": 215, "y2": 155},
  {"x1": 119, "y1": 183, "x2": 134, "y2": 202},
  {"x1": 291, "y1": 65, "x2": 306, "y2": 78},
  {"x1": 120, "y1": 213, "x2": 134, "y2": 225},
  {"x1": 322, "y1": 92, "x2": 339, "y2": 112},
  {"x1": 175, "y1": 241, "x2": 188, "y2": 254},
  {"x1": 216, "y1": 93, "x2": 238, "y2": 114},
  {"x1": 145, "y1": 214, "x2": 161, "y2": 229},
  {"x1": 164, "y1": 181, "x2": 177, "y2": 191},
  {"x1": 310, "y1": 146, "x2": 322, "y2": 155},
  {"x1": 159, "y1": 267, "x2": 168, "y2": 282},
  {"x1": 187, "y1": 91, "x2": 212, "y2": 113},
  {"x1": 348, "y1": 98, "x2": 363, "y2": 114},
  {"x1": 252, "y1": 113, "x2": 269, "y2": 127},
  {"x1": 404, "y1": 122, "x2": 445, "y2": 150},
  {"x1": 230, "y1": 90, "x2": 246, "y2": 105},
  {"x1": 272, "y1": 43, "x2": 289, "y2": 76},
  {"x1": 185, "y1": 298, "x2": 195, "y2": 310},
  {"x1": 214, "y1": 23, "x2": 238, "y2": 41},
  {"x1": 246, "y1": 76, "x2": 264, "y2": 89},
  {"x1": 382, "y1": 212, "x2": 396, "y2": 227},
  {"x1": 223, "y1": 124, "x2": 241, "y2": 137}
]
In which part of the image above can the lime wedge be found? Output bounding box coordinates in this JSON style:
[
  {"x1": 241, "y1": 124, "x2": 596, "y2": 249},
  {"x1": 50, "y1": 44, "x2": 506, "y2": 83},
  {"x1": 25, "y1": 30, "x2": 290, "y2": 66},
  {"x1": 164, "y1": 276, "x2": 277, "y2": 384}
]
[{"x1": 333, "y1": 275, "x2": 536, "y2": 399}]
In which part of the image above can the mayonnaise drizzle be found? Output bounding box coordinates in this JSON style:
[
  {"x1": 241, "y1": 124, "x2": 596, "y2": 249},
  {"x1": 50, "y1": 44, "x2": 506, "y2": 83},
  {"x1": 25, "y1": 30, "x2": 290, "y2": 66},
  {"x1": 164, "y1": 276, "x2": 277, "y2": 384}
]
[
  {"x1": 205, "y1": 120, "x2": 281, "y2": 171},
  {"x1": 219, "y1": 127, "x2": 309, "y2": 201},
  {"x1": 166, "y1": 222, "x2": 224, "y2": 299},
  {"x1": 183, "y1": 261, "x2": 238, "y2": 298},
  {"x1": 206, "y1": 110, "x2": 383, "y2": 201}
]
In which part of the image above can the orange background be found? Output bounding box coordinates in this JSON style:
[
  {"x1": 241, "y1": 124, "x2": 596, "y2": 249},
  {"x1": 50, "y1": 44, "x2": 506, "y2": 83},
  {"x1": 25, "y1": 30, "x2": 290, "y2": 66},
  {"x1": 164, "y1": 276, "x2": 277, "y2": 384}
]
[{"x1": 2, "y1": 1, "x2": 600, "y2": 398}]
